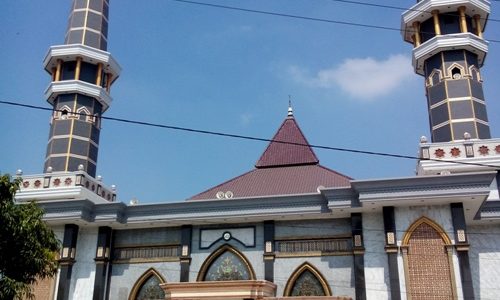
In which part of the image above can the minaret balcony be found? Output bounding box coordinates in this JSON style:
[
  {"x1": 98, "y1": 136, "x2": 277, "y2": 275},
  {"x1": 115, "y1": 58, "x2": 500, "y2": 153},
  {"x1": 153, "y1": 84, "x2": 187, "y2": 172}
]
[
  {"x1": 43, "y1": 44, "x2": 121, "y2": 82},
  {"x1": 45, "y1": 80, "x2": 113, "y2": 112},
  {"x1": 15, "y1": 170, "x2": 117, "y2": 204},
  {"x1": 412, "y1": 32, "x2": 488, "y2": 75},
  {"x1": 417, "y1": 138, "x2": 500, "y2": 175},
  {"x1": 401, "y1": 0, "x2": 490, "y2": 43}
]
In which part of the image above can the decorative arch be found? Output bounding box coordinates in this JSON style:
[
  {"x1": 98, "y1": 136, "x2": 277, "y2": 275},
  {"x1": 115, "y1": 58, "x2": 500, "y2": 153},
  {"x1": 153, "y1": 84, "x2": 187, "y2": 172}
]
[
  {"x1": 402, "y1": 216, "x2": 452, "y2": 245},
  {"x1": 283, "y1": 262, "x2": 331, "y2": 297},
  {"x1": 197, "y1": 244, "x2": 256, "y2": 281},
  {"x1": 469, "y1": 65, "x2": 482, "y2": 82},
  {"x1": 57, "y1": 105, "x2": 72, "y2": 120},
  {"x1": 427, "y1": 68, "x2": 442, "y2": 86},
  {"x1": 447, "y1": 63, "x2": 465, "y2": 80},
  {"x1": 76, "y1": 106, "x2": 92, "y2": 122},
  {"x1": 401, "y1": 217, "x2": 456, "y2": 300},
  {"x1": 129, "y1": 268, "x2": 166, "y2": 300}
]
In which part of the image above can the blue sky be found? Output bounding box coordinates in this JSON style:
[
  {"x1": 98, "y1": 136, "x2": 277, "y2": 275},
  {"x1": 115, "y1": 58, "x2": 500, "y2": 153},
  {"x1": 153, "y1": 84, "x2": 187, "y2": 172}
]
[{"x1": 1, "y1": 0, "x2": 499, "y2": 203}]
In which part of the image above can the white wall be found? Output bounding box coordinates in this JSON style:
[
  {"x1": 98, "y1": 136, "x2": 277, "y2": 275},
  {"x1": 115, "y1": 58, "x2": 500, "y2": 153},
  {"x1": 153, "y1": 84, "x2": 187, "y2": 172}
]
[{"x1": 69, "y1": 227, "x2": 98, "y2": 300}]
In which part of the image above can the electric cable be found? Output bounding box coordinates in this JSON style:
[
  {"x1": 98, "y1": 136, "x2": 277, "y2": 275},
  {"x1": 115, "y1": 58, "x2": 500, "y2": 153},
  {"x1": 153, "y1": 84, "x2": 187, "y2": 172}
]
[
  {"x1": 168, "y1": 0, "x2": 500, "y2": 43},
  {"x1": 2, "y1": 100, "x2": 500, "y2": 170}
]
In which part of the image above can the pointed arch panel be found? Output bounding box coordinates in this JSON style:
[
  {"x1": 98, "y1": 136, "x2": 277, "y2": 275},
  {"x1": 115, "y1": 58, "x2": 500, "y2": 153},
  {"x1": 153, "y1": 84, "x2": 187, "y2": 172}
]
[
  {"x1": 284, "y1": 262, "x2": 331, "y2": 297},
  {"x1": 129, "y1": 268, "x2": 166, "y2": 300},
  {"x1": 197, "y1": 245, "x2": 256, "y2": 281},
  {"x1": 401, "y1": 217, "x2": 456, "y2": 299}
]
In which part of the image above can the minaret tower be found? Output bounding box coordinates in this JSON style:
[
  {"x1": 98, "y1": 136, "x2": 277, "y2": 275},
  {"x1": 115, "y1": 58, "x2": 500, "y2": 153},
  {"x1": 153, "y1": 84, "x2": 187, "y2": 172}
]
[
  {"x1": 43, "y1": 0, "x2": 120, "y2": 177},
  {"x1": 402, "y1": 0, "x2": 490, "y2": 143},
  {"x1": 402, "y1": 1, "x2": 500, "y2": 175}
]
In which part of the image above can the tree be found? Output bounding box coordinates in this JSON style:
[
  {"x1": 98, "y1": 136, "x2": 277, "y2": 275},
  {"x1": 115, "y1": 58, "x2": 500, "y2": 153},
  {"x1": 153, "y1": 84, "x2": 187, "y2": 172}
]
[{"x1": 0, "y1": 174, "x2": 60, "y2": 300}]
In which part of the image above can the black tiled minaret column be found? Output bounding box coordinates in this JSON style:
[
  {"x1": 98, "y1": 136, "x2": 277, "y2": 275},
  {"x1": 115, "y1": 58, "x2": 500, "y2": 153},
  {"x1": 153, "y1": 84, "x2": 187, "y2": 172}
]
[
  {"x1": 44, "y1": 0, "x2": 119, "y2": 177},
  {"x1": 402, "y1": 1, "x2": 491, "y2": 142}
]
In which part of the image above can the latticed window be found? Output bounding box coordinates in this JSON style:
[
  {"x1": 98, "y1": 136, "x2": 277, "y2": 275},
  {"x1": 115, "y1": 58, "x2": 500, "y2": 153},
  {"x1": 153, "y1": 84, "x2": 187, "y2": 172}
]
[
  {"x1": 135, "y1": 275, "x2": 164, "y2": 300},
  {"x1": 404, "y1": 220, "x2": 454, "y2": 300},
  {"x1": 290, "y1": 270, "x2": 327, "y2": 296},
  {"x1": 204, "y1": 250, "x2": 252, "y2": 281}
]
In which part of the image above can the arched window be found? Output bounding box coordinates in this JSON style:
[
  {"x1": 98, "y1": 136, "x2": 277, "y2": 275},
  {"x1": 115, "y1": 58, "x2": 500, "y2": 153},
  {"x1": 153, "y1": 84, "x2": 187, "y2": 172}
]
[
  {"x1": 401, "y1": 217, "x2": 456, "y2": 299},
  {"x1": 427, "y1": 69, "x2": 442, "y2": 86},
  {"x1": 284, "y1": 262, "x2": 331, "y2": 297},
  {"x1": 469, "y1": 65, "x2": 481, "y2": 82},
  {"x1": 58, "y1": 105, "x2": 72, "y2": 120},
  {"x1": 129, "y1": 268, "x2": 165, "y2": 300},
  {"x1": 447, "y1": 63, "x2": 465, "y2": 80},
  {"x1": 197, "y1": 245, "x2": 255, "y2": 281},
  {"x1": 76, "y1": 107, "x2": 92, "y2": 122}
]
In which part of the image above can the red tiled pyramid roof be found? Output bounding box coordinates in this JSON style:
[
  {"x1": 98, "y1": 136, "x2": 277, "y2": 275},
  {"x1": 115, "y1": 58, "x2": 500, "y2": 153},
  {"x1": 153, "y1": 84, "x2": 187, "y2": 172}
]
[
  {"x1": 255, "y1": 116, "x2": 319, "y2": 168},
  {"x1": 188, "y1": 114, "x2": 352, "y2": 200}
]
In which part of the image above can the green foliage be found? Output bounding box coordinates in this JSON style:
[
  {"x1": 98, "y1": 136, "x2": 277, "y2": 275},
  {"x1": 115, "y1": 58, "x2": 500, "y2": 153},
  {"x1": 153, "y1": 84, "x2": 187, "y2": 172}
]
[{"x1": 0, "y1": 174, "x2": 61, "y2": 300}]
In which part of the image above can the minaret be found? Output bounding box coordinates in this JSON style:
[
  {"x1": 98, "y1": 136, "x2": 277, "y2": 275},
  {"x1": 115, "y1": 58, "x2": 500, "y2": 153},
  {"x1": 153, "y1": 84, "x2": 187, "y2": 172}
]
[
  {"x1": 43, "y1": 0, "x2": 120, "y2": 177},
  {"x1": 402, "y1": 0, "x2": 490, "y2": 143}
]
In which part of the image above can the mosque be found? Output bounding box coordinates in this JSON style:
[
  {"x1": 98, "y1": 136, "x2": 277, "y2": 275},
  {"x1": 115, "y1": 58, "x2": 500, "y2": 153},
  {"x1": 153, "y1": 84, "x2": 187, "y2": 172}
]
[{"x1": 15, "y1": 0, "x2": 500, "y2": 299}]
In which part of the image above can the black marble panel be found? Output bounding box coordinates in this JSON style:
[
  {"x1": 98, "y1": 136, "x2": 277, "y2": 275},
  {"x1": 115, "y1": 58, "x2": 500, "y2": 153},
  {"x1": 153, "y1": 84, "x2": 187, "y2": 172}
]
[
  {"x1": 89, "y1": 0, "x2": 105, "y2": 13},
  {"x1": 89, "y1": 143, "x2": 98, "y2": 162},
  {"x1": 57, "y1": 94, "x2": 76, "y2": 108},
  {"x1": 87, "y1": 161, "x2": 97, "y2": 177},
  {"x1": 450, "y1": 101, "x2": 473, "y2": 119},
  {"x1": 87, "y1": 12, "x2": 102, "y2": 31},
  {"x1": 452, "y1": 122, "x2": 476, "y2": 139},
  {"x1": 430, "y1": 103, "x2": 449, "y2": 125},
  {"x1": 90, "y1": 126, "x2": 100, "y2": 144},
  {"x1": 470, "y1": 80, "x2": 484, "y2": 100},
  {"x1": 70, "y1": 11, "x2": 85, "y2": 28},
  {"x1": 52, "y1": 138, "x2": 70, "y2": 154},
  {"x1": 432, "y1": 124, "x2": 452, "y2": 142},
  {"x1": 73, "y1": 121, "x2": 92, "y2": 138},
  {"x1": 75, "y1": 0, "x2": 87, "y2": 9},
  {"x1": 443, "y1": 50, "x2": 465, "y2": 70},
  {"x1": 68, "y1": 157, "x2": 87, "y2": 172},
  {"x1": 477, "y1": 123, "x2": 491, "y2": 139},
  {"x1": 424, "y1": 54, "x2": 442, "y2": 77},
  {"x1": 70, "y1": 139, "x2": 89, "y2": 156},
  {"x1": 66, "y1": 30, "x2": 84, "y2": 45},
  {"x1": 84, "y1": 31, "x2": 101, "y2": 49},
  {"x1": 447, "y1": 79, "x2": 470, "y2": 98},
  {"x1": 427, "y1": 82, "x2": 447, "y2": 105},
  {"x1": 465, "y1": 51, "x2": 479, "y2": 67},
  {"x1": 48, "y1": 157, "x2": 66, "y2": 171},
  {"x1": 54, "y1": 120, "x2": 72, "y2": 136},
  {"x1": 473, "y1": 101, "x2": 488, "y2": 121}
]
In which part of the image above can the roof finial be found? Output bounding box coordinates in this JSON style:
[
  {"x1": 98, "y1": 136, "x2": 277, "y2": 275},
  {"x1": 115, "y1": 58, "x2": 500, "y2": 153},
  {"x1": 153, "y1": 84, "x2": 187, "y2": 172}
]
[{"x1": 288, "y1": 95, "x2": 293, "y2": 117}]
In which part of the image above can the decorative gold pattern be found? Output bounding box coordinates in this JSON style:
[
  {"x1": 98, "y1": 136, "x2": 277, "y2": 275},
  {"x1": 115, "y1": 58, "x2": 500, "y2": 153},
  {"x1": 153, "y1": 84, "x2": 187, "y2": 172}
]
[
  {"x1": 284, "y1": 262, "x2": 331, "y2": 297},
  {"x1": 197, "y1": 245, "x2": 256, "y2": 282},
  {"x1": 129, "y1": 268, "x2": 166, "y2": 300}
]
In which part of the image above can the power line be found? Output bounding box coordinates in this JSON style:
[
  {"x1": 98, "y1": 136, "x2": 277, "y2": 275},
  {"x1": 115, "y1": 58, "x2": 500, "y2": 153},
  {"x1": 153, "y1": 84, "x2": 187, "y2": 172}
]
[
  {"x1": 168, "y1": 0, "x2": 500, "y2": 43},
  {"x1": 1, "y1": 100, "x2": 499, "y2": 170},
  {"x1": 329, "y1": 0, "x2": 500, "y2": 23}
]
